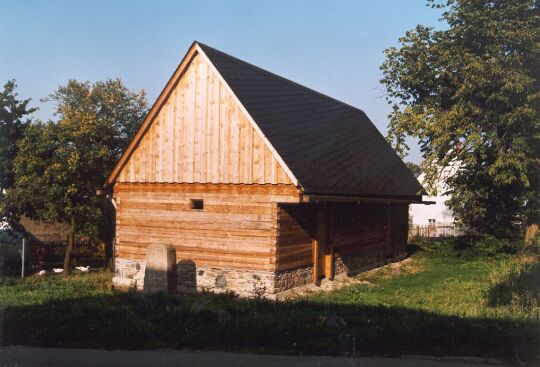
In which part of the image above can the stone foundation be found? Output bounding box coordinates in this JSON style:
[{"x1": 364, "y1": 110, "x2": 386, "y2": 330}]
[
  {"x1": 334, "y1": 246, "x2": 384, "y2": 276},
  {"x1": 334, "y1": 245, "x2": 407, "y2": 277},
  {"x1": 113, "y1": 258, "x2": 146, "y2": 289},
  {"x1": 113, "y1": 247, "x2": 405, "y2": 297},
  {"x1": 188, "y1": 266, "x2": 275, "y2": 297},
  {"x1": 114, "y1": 258, "x2": 276, "y2": 297},
  {"x1": 114, "y1": 257, "x2": 315, "y2": 297},
  {"x1": 274, "y1": 265, "x2": 313, "y2": 293}
]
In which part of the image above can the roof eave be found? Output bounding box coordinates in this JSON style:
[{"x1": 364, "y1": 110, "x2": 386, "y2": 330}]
[{"x1": 300, "y1": 193, "x2": 432, "y2": 205}]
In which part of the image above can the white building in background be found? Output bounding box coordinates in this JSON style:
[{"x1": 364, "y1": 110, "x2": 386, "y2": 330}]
[{"x1": 410, "y1": 161, "x2": 459, "y2": 228}]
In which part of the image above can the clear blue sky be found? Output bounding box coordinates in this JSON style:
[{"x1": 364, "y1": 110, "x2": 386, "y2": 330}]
[{"x1": 1, "y1": 0, "x2": 445, "y2": 163}]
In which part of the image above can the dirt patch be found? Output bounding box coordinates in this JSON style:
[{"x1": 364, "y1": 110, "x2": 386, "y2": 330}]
[
  {"x1": 279, "y1": 257, "x2": 423, "y2": 299},
  {"x1": 387, "y1": 257, "x2": 423, "y2": 275},
  {"x1": 350, "y1": 257, "x2": 423, "y2": 285}
]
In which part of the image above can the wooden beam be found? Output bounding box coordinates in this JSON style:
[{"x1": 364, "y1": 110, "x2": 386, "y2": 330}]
[{"x1": 301, "y1": 194, "x2": 430, "y2": 205}]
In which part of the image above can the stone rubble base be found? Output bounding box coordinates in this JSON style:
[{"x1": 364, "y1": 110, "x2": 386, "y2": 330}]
[{"x1": 113, "y1": 247, "x2": 407, "y2": 299}]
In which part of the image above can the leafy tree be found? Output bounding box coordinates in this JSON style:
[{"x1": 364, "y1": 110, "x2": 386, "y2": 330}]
[
  {"x1": 7, "y1": 79, "x2": 147, "y2": 273},
  {"x1": 0, "y1": 81, "x2": 36, "y2": 221},
  {"x1": 380, "y1": 0, "x2": 539, "y2": 239},
  {"x1": 405, "y1": 162, "x2": 422, "y2": 177}
]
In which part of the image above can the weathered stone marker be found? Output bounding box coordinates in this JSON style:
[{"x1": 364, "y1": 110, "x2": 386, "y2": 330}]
[
  {"x1": 177, "y1": 259, "x2": 197, "y2": 293},
  {"x1": 143, "y1": 244, "x2": 177, "y2": 294}
]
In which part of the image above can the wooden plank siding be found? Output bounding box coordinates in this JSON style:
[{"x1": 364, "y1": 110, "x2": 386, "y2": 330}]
[
  {"x1": 117, "y1": 52, "x2": 292, "y2": 185},
  {"x1": 332, "y1": 203, "x2": 387, "y2": 258},
  {"x1": 114, "y1": 183, "x2": 300, "y2": 271}
]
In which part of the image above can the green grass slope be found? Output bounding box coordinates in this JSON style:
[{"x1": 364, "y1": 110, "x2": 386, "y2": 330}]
[{"x1": 0, "y1": 239, "x2": 537, "y2": 361}]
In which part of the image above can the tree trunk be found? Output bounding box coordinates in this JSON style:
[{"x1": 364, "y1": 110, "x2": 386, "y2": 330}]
[
  {"x1": 524, "y1": 224, "x2": 538, "y2": 246},
  {"x1": 63, "y1": 217, "x2": 75, "y2": 275},
  {"x1": 524, "y1": 193, "x2": 539, "y2": 246},
  {"x1": 105, "y1": 238, "x2": 114, "y2": 270}
]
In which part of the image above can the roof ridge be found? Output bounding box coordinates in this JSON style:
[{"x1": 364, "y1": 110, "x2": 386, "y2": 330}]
[{"x1": 195, "y1": 41, "x2": 366, "y2": 116}]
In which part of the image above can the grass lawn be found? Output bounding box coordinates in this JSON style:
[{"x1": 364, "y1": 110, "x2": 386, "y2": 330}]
[{"x1": 0, "y1": 238, "x2": 538, "y2": 362}]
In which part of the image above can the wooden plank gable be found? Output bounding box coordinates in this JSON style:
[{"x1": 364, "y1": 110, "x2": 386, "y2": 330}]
[{"x1": 116, "y1": 50, "x2": 293, "y2": 185}]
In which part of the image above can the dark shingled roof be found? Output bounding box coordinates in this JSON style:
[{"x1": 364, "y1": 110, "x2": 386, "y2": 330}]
[{"x1": 198, "y1": 42, "x2": 423, "y2": 198}]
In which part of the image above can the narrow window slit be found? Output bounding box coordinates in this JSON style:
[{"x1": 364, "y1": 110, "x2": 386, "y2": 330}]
[{"x1": 191, "y1": 199, "x2": 204, "y2": 210}]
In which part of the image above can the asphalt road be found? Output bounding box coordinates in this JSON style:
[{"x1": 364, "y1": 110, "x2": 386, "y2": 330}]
[{"x1": 0, "y1": 346, "x2": 516, "y2": 367}]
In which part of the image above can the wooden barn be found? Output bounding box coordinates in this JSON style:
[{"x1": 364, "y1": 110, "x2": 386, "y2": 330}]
[{"x1": 105, "y1": 41, "x2": 425, "y2": 297}]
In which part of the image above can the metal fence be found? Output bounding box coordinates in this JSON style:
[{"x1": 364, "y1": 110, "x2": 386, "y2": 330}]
[
  {"x1": 30, "y1": 240, "x2": 106, "y2": 270},
  {"x1": 1, "y1": 237, "x2": 107, "y2": 276}
]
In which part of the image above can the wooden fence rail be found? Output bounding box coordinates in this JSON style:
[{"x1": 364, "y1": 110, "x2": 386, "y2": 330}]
[{"x1": 409, "y1": 224, "x2": 463, "y2": 239}]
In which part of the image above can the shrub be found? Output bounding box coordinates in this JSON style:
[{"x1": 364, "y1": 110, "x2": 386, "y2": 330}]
[{"x1": 454, "y1": 234, "x2": 522, "y2": 257}]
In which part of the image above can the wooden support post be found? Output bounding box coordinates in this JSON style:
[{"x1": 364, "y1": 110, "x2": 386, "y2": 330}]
[
  {"x1": 21, "y1": 237, "x2": 26, "y2": 278},
  {"x1": 324, "y1": 203, "x2": 335, "y2": 280},
  {"x1": 312, "y1": 236, "x2": 319, "y2": 283},
  {"x1": 312, "y1": 203, "x2": 326, "y2": 283}
]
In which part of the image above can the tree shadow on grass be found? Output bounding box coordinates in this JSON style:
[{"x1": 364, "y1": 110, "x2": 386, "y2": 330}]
[
  {"x1": 0, "y1": 290, "x2": 538, "y2": 362},
  {"x1": 487, "y1": 262, "x2": 540, "y2": 309}
]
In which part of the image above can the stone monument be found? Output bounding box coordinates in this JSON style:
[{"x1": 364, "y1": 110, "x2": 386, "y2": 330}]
[{"x1": 143, "y1": 244, "x2": 177, "y2": 293}]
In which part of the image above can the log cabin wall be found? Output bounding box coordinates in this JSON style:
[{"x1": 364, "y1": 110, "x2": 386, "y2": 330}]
[
  {"x1": 108, "y1": 42, "x2": 417, "y2": 297},
  {"x1": 332, "y1": 203, "x2": 387, "y2": 275},
  {"x1": 114, "y1": 183, "x2": 299, "y2": 271},
  {"x1": 390, "y1": 204, "x2": 410, "y2": 257},
  {"x1": 276, "y1": 204, "x2": 315, "y2": 272},
  {"x1": 332, "y1": 203, "x2": 409, "y2": 275},
  {"x1": 274, "y1": 204, "x2": 315, "y2": 292},
  {"x1": 275, "y1": 202, "x2": 409, "y2": 290}
]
